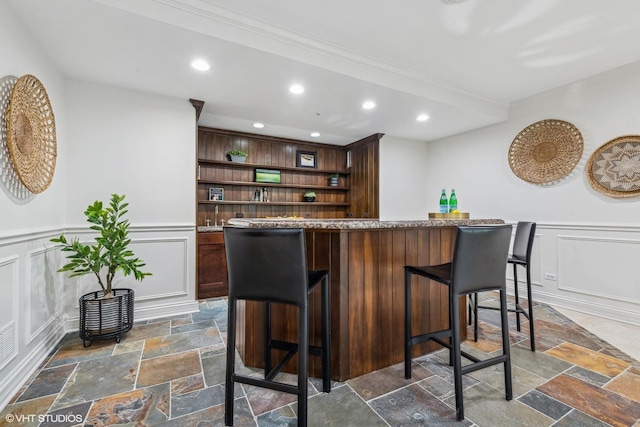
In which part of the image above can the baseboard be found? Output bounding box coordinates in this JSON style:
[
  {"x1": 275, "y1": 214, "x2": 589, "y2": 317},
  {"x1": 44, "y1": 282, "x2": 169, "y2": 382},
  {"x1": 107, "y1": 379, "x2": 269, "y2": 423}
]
[
  {"x1": 0, "y1": 322, "x2": 67, "y2": 410},
  {"x1": 531, "y1": 290, "x2": 640, "y2": 327}
]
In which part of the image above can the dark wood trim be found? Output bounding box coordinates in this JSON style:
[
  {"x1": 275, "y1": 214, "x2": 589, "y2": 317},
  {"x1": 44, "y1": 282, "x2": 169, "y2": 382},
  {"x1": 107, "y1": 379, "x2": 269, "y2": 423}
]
[
  {"x1": 199, "y1": 125, "x2": 347, "y2": 151},
  {"x1": 345, "y1": 133, "x2": 384, "y2": 150},
  {"x1": 189, "y1": 99, "x2": 204, "y2": 122}
]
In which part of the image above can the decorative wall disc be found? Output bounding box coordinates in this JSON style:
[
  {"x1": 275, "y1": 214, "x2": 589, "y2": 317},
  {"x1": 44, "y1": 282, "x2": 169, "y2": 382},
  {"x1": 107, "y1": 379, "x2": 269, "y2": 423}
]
[
  {"x1": 0, "y1": 75, "x2": 33, "y2": 200},
  {"x1": 586, "y1": 135, "x2": 640, "y2": 198},
  {"x1": 5, "y1": 74, "x2": 57, "y2": 193},
  {"x1": 508, "y1": 119, "x2": 584, "y2": 185}
]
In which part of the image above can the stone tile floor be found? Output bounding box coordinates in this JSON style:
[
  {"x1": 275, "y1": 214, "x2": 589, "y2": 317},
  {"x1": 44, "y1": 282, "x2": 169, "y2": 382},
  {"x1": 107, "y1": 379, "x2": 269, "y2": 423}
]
[{"x1": 2, "y1": 295, "x2": 640, "y2": 426}]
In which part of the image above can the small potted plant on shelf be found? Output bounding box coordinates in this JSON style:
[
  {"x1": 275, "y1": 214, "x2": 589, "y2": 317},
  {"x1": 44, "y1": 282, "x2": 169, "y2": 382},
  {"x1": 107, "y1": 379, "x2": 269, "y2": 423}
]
[
  {"x1": 227, "y1": 149, "x2": 248, "y2": 163},
  {"x1": 50, "y1": 193, "x2": 152, "y2": 347},
  {"x1": 328, "y1": 173, "x2": 340, "y2": 186},
  {"x1": 303, "y1": 191, "x2": 316, "y2": 202}
]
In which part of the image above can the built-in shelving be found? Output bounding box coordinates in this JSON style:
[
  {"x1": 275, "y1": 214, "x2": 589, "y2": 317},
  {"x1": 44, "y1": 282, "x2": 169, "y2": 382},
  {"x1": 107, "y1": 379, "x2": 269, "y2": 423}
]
[
  {"x1": 197, "y1": 127, "x2": 352, "y2": 223},
  {"x1": 198, "y1": 158, "x2": 350, "y2": 176}
]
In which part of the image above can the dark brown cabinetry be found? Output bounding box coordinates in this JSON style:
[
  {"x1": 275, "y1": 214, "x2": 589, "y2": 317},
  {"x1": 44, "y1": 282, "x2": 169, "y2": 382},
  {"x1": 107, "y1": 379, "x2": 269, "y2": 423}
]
[{"x1": 197, "y1": 232, "x2": 227, "y2": 298}]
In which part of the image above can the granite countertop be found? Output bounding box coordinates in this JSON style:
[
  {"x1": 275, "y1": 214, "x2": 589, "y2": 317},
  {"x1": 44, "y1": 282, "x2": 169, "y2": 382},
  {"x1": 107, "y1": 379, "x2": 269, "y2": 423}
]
[
  {"x1": 197, "y1": 225, "x2": 223, "y2": 232},
  {"x1": 217, "y1": 218, "x2": 504, "y2": 230}
]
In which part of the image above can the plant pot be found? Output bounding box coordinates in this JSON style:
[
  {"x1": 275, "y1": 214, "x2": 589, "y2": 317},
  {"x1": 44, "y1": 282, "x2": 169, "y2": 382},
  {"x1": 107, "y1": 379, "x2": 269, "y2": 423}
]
[
  {"x1": 328, "y1": 177, "x2": 339, "y2": 186},
  {"x1": 303, "y1": 196, "x2": 316, "y2": 202},
  {"x1": 229, "y1": 155, "x2": 247, "y2": 163},
  {"x1": 79, "y1": 288, "x2": 134, "y2": 347}
]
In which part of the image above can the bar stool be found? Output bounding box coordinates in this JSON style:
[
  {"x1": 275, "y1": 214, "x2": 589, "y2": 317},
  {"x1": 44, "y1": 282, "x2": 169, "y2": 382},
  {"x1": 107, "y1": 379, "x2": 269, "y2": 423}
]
[
  {"x1": 223, "y1": 227, "x2": 331, "y2": 427},
  {"x1": 471, "y1": 221, "x2": 537, "y2": 350},
  {"x1": 404, "y1": 225, "x2": 513, "y2": 421}
]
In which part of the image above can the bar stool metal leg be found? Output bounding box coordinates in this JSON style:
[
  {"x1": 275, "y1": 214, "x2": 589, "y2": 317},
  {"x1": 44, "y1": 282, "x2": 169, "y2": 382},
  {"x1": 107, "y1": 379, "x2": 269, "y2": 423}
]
[
  {"x1": 225, "y1": 300, "x2": 237, "y2": 426},
  {"x1": 525, "y1": 263, "x2": 535, "y2": 352},
  {"x1": 404, "y1": 268, "x2": 412, "y2": 379},
  {"x1": 321, "y1": 276, "x2": 331, "y2": 392}
]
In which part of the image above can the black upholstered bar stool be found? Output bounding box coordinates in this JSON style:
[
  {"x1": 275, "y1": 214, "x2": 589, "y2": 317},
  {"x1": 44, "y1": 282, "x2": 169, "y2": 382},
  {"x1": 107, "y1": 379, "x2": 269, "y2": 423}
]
[
  {"x1": 404, "y1": 225, "x2": 513, "y2": 421},
  {"x1": 471, "y1": 221, "x2": 537, "y2": 350},
  {"x1": 223, "y1": 227, "x2": 331, "y2": 427}
]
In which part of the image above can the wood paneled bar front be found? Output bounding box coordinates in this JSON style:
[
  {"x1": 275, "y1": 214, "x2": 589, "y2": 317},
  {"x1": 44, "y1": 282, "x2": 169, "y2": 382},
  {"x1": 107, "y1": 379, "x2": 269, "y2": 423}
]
[{"x1": 226, "y1": 218, "x2": 504, "y2": 381}]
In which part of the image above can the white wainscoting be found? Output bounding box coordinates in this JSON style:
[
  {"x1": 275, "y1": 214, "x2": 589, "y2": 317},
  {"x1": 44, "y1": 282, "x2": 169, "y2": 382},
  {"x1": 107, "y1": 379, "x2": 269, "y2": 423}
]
[
  {"x1": 0, "y1": 256, "x2": 19, "y2": 372},
  {"x1": 0, "y1": 225, "x2": 199, "y2": 409},
  {"x1": 509, "y1": 223, "x2": 640, "y2": 327}
]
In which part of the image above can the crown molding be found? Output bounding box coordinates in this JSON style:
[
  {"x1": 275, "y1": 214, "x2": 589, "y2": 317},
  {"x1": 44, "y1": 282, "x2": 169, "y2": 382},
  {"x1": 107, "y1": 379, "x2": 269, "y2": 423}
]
[{"x1": 93, "y1": 0, "x2": 508, "y2": 119}]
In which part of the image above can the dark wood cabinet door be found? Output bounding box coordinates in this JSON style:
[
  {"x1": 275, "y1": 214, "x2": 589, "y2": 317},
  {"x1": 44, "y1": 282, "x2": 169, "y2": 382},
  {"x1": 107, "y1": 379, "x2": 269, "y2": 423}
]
[{"x1": 197, "y1": 232, "x2": 228, "y2": 299}]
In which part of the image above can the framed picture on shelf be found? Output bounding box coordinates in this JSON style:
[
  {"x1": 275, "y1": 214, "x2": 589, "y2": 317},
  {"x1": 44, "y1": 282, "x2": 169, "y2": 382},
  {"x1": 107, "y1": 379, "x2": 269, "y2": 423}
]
[
  {"x1": 296, "y1": 150, "x2": 317, "y2": 168},
  {"x1": 208, "y1": 187, "x2": 224, "y2": 201},
  {"x1": 255, "y1": 168, "x2": 281, "y2": 183}
]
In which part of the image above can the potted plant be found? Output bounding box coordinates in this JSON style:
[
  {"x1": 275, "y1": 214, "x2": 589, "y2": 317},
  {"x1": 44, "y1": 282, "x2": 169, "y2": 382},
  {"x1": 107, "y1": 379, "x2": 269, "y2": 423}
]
[
  {"x1": 328, "y1": 173, "x2": 340, "y2": 186},
  {"x1": 303, "y1": 191, "x2": 316, "y2": 202},
  {"x1": 227, "y1": 149, "x2": 248, "y2": 163},
  {"x1": 50, "y1": 194, "x2": 151, "y2": 346}
]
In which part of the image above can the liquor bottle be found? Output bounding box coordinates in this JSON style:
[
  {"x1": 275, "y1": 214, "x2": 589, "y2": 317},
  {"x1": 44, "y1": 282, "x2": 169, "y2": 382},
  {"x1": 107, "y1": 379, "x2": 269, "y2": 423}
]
[
  {"x1": 439, "y1": 189, "x2": 448, "y2": 213},
  {"x1": 449, "y1": 189, "x2": 458, "y2": 212}
]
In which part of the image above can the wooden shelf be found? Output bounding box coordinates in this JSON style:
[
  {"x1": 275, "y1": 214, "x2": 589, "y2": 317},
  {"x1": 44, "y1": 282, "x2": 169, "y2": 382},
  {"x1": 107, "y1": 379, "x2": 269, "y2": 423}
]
[
  {"x1": 198, "y1": 179, "x2": 349, "y2": 191},
  {"x1": 198, "y1": 158, "x2": 350, "y2": 175},
  {"x1": 198, "y1": 200, "x2": 350, "y2": 206}
]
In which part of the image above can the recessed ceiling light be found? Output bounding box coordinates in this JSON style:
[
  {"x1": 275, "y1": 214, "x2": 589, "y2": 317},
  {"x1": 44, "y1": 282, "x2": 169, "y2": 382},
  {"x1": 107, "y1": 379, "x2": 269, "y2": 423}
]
[
  {"x1": 441, "y1": 0, "x2": 470, "y2": 4},
  {"x1": 310, "y1": 132, "x2": 320, "y2": 137},
  {"x1": 417, "y1": 114, "x2": 430, "y2": 122},
  {"x1": 362, "y1": 101, "x2": 376, "y2": 110},
  {"x1": 190, "y1": 59, "x2": 210, "y2": 71},
  {"x1": 253, "y1": 122, "x2": 265, "y2": 129},
  {"x1": 289, "y1": 84, "x2": 304, "y2": 94}
]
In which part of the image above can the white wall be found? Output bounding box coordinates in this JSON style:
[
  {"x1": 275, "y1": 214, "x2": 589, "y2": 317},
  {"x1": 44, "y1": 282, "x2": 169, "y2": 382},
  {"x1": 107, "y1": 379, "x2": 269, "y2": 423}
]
[
  {"x1": 424, "y1": 60, "x2": 640, "y2": 326},
  {"x1": 0, "y1": 2, "x2": 199, "y2": 408},
  {"x1": 379, "y1": 135, "x2": 430, "y2": 220},
  {"x1": 0, "y1": 0, "x2": 69, "y2": 411},
  {"x1": 61, "y1": 80, "x2": 198, "y2": 324}
]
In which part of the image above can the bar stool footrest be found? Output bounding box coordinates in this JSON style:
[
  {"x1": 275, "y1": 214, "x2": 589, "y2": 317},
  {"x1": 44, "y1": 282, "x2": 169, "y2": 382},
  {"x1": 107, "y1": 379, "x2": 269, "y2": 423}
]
[{"x1": 233, "y1": 373, "x2": 299, "y2": 395}]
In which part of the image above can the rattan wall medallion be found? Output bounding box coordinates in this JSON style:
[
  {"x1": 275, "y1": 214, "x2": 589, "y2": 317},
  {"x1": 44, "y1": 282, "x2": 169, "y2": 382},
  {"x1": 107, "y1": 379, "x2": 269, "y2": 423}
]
[
  {"x1": 586, "y1": 135, "x2": 640, "y2": 198},
  {"x1": 508, "y1": 119, "x2": 584, "y2": 185},
  {"x1": 5, "y1": 74, "x2": 57, "y2": 193},
  {"x1": 1, "y1": 75, "x2": 31, "y2": 199}
]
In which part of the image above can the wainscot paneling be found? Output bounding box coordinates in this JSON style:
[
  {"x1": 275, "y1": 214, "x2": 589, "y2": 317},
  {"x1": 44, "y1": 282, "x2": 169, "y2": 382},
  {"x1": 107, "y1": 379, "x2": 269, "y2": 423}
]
[
  {"x1": 557, "y1": 234, "x2": 640, "y2": 304},
  {"x1": 521, "y1": 223, "x2": 640, "y2": 326},
  {"x1": 0, "y1": 256, "x2": 19, "y2": 372},
  {"x1": 0, "y1": 225, "x2": 199, "y2": 410}
]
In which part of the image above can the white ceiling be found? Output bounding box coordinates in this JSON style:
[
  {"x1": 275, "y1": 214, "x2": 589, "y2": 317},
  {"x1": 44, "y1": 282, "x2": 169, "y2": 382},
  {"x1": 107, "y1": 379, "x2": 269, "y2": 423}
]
[{"x1": 7, "y1": 0, "x2": 640, "y2": 145}]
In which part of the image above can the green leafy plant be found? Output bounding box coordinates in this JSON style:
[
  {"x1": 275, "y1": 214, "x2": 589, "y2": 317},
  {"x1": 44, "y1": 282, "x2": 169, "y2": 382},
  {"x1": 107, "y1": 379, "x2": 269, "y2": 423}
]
[
  {"x1": 304, "y1": 191, "x2": 316, "y2": 197},
  {"x1": 50, "y1": 194, "x2": 151, "y2": 297},
  {"x1": 227, "y1": 150, "x2": 248, "y2": 157},
  {"x1": 328, "y1": 173, "x2": 340, "y2": 178}
]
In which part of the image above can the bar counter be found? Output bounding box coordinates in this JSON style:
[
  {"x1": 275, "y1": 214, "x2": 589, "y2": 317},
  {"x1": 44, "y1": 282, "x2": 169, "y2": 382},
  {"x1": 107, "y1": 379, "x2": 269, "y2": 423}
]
[{"x1": 225, "y1": 218, "x2": 504, "y2": 381}]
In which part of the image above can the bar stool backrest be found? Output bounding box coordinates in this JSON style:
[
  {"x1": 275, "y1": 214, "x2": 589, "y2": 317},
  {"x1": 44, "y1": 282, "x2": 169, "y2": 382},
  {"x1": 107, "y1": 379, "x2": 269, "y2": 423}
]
[
  {"x1": 451, "y1": 225, "x2": 512, "y2": 296},
  {"x1": 511, "y1": 221, "x2": 536, "y2": 262},
  {"x1": 224, "y1": 227, "x2": 309, "y2": 307}
]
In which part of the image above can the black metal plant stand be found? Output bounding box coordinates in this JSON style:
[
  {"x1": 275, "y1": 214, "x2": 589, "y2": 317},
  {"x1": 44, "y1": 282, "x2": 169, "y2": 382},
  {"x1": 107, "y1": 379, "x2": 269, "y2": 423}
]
[{"x1": 79, "y1": 288, "x2": 134, "y2": 347}]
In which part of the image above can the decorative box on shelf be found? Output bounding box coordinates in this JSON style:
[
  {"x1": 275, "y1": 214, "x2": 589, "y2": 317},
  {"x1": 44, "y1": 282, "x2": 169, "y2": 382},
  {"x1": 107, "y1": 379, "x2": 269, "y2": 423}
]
[{"x1": 428, "y1": 212, "x2": 470, "y2": 219}]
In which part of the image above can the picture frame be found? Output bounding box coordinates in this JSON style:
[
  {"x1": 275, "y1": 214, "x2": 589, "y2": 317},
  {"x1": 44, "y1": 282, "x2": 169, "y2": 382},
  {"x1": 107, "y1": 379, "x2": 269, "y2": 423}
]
[
  {"x1": 296, "y1": 150, "x2": 317, "y2": 168},
  {"x1": 255, "y1": 168, "x2": 281, "y2": 183},
  {"x1": 208, "y1": 187, "x2": 224, "y2": 201}
]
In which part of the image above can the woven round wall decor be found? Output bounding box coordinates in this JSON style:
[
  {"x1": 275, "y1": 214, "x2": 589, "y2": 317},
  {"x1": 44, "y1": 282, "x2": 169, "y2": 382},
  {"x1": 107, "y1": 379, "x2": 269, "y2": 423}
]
[
  {"x1": 586, "y1": 135, "x2": 640, "y2": 198},
  {"x1": 5, "y1": 74, "x2": 57, "y2": 194},
  {"x1": 508, "y1": 119, "x2": 584, "y2": 185},
  {"x1": 0, "y1": 75, "x2": 33, "y2": 200}
]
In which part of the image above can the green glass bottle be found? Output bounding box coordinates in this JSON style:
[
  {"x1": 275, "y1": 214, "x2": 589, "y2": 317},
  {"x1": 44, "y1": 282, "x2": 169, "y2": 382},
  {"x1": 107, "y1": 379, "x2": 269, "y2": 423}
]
[
  {"x1": 449, "y1": 189, "x2": 458, "y2": 212},
  {"x1": 439, "y1": 188, "x2": 448, "y2": 213}
]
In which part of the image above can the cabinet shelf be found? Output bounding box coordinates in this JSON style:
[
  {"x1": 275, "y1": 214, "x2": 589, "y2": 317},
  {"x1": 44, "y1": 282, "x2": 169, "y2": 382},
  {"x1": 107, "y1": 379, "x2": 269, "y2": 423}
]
[
  {"x1": 198, "y1": 159, "x2": 350, "y2": 175},
  {"x1": 198, "y1": 200, "x2": 350, "y2": 206},
  {"x1": 198, "y1": 179, "x2": 349, "y2": 191}
]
